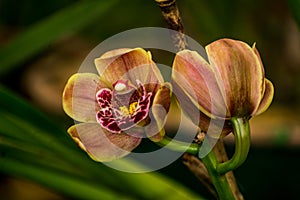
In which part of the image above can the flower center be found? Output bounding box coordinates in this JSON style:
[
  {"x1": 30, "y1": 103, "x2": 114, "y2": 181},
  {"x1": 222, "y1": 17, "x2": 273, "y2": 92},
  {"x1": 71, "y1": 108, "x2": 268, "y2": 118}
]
[
  {"x1": 96, "y1": 80, "x2": 152, "y2": 133},
  {"x1": 119, "y1": 102, "x2": 138, "y2": 116}
]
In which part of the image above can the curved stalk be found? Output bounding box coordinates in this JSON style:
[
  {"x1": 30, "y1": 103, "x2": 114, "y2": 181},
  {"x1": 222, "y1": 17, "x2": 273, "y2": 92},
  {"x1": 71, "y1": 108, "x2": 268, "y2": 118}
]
[
  {"x1": 216, "y1": 117, "x2": 251, "y2": 174},
  {"x1": 201, "y1": 149, "x2": 236, "y2": 200}
]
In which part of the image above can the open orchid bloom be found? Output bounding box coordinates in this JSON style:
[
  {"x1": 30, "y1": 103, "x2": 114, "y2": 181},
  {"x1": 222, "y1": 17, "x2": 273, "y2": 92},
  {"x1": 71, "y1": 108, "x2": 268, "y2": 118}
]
[
  {"x1": 63, "y1": 48, "x2": 171, "y2": 162},
  {"x1": 172, "y1": 38, "x2": 274, "y2": 133}
]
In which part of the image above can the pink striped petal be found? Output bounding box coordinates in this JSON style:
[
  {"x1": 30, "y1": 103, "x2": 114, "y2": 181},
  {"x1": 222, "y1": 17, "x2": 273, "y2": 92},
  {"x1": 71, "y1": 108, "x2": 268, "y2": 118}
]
[
  {"x1": 62, "y1": 73, "x2": 107, "y2": 122},
  {"x1": 206, "y1": 39, "x2": 264, "y2": 117},
  {"x1": 172, "y1": 50, "x2": 227, "y2": 118},
  {"x1": 68, "y1": 123, "x2": 142, "y2": 162},
  {"x1": 95, "y1": 48, "x2": 163, "y2": 93}
]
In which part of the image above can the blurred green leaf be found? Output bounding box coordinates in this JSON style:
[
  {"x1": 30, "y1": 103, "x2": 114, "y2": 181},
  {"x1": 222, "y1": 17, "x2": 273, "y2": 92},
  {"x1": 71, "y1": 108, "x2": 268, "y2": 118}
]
[
  {"x1": 288, "y1": 0, "x2": 300, "y2": 26},
  {"x1": 0, "y1": 85, "x2": 204, "y2": 199},
  {"x1": 0, "y1": 158, "x2": 132, "y2": 200},
  {"x1": 0, "y1": 0, "x2": 118, "y2": 76}
]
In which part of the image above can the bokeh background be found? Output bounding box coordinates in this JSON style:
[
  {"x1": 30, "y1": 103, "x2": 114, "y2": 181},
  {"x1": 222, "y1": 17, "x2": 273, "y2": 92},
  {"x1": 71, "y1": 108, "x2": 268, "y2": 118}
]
[{"x1": 0, "y1": 0, "x2": 300, "y2": 199}]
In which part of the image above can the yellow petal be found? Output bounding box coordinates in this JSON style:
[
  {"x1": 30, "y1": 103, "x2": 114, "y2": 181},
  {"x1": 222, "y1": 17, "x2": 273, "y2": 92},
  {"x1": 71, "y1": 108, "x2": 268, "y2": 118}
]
[
  {"x1": 253, "y1": 79, "x2": 274, "y2": 116},
  {"x1": 145, "y1": 83, "x2": 171, "y2": 142}
]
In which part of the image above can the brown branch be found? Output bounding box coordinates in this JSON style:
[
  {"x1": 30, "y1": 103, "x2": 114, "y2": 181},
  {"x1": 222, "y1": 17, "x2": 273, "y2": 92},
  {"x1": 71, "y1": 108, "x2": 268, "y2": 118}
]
[{"x1": 155, "y1": 0, "x2": 187, "y2": 51}]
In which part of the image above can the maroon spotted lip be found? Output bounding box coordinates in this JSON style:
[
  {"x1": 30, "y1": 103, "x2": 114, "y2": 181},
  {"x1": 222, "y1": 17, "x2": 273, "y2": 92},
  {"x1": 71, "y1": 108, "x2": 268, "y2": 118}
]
[{"x1": 96, "y1": 80, "x2": 152, "y2": 133}]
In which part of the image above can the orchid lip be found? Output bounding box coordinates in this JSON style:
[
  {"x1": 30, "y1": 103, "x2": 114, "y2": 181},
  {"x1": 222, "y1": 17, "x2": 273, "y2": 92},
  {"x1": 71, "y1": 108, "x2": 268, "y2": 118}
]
[{"x1": 96, "y1": 79, "x2": 152, "y2": 133}]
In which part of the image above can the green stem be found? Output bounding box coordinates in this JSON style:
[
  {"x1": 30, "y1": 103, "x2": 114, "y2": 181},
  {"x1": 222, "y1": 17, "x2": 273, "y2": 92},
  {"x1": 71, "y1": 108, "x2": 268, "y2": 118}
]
[
  {"x1": 199, "y1": 117, "x2": 250, "y2": 199},
  {"x1": 155, "y1": 136, "x2": 199, "y2": 155},
  {"x1": 156, "y1": 121, "x2": 249, "y2": 199},
  {"x1": 201, "y1": 150, "x2": 236, "y2": 200},
  {"x1": 217, "y1": 117, "x2": 251, "y2": 174}
]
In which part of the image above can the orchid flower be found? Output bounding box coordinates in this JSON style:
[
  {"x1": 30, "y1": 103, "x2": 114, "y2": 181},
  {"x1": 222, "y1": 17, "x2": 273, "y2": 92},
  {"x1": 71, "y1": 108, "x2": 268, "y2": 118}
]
[
  {"x1": 63, "y1": 48, "x2": 170, "y2": 162},
  {"x1": 172, "y1": 38, "x2": 274, "y2": 173}
]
